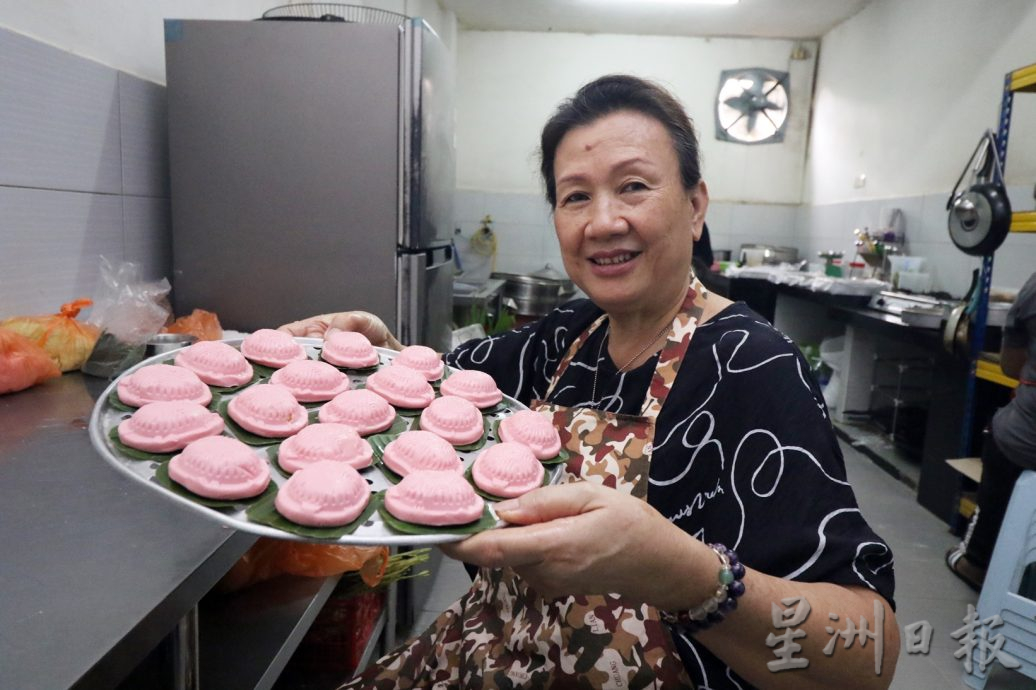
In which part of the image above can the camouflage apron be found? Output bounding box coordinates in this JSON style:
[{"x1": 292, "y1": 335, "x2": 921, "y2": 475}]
[{"x1": 343, "y1": 283, "x2": 706, "y2": 689}]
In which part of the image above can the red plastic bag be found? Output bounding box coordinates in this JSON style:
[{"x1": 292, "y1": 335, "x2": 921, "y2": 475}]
[
  {"x1": 217, "y1": 540, "x2": 389, "y2": 593},
  {"x1": 0, "y1": 330, "x2": 61, "y2": 394},
  {"x1": 0, "y1": 299, "x2": 100, "y2": 372},
  {"x1": 163, "y1": 309, "x2": 223, "y2": 341}
]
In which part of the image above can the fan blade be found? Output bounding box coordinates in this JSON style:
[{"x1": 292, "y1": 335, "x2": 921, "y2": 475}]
[
  {"x1": 745, "y1": 109, "x2": 759, "y2": 132},
  {"x1": 724, "y1": 94, "x2": 752, "y2": 115}
]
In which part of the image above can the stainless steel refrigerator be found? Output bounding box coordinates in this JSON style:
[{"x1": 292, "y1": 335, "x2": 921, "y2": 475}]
[{"x1": 165, "y1": 16, "x2": 455, "y2": 350}]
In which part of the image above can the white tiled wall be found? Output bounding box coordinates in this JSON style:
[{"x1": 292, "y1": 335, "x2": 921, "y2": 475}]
[
  {"x1": 455, "y1": 184, "x2": 1035, "y2": 300},
  {"x1": 453, "y1": 190, "x2": 801, "y2": 282},
  {"x1": 796, "y1": 187, "x2": 1035, "y2": 298},
  {"x1": 0, "y1": 28, "x2": 170, "y2": 320},
  {"x1": 453, "y1": 190, "x2": 557, "y2": 283}
]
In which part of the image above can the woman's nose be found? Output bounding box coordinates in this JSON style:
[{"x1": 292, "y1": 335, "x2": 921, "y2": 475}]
[{"x1": 586, "y1": 196, "x2": 628, "y2": 237}]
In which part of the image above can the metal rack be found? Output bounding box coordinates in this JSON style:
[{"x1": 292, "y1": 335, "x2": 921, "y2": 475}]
[{"x1": 958, "y1": 61, "x2": 1036, "y2": 457}]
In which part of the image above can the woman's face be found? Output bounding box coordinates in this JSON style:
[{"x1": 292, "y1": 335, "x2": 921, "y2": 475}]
[{"x1": 552, "y1": 110, "x2": 707, "y2": 319}]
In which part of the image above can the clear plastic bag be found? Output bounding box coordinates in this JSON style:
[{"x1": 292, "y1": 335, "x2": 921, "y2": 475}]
[{"x1": 80, "y1": 257, "x2": 171, "y2": 378}]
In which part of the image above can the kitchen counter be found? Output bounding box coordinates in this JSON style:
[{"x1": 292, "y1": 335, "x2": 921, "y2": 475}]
[{"x1": 0, "y1": 373, "x2": 255, "y2": 688}]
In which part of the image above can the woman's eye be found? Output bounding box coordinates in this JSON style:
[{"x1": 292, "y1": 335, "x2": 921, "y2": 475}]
[
  {"x1": 621, "y1": 181, "x2": 648, "y2": 193},
  {"x1": 560, "y1": 191, "x2": 589, "y2": 205}
]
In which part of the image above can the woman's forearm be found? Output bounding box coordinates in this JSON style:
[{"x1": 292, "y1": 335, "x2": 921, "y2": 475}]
[{"x1": 690, "y1": 572, "x2": 898, "y2": 689}]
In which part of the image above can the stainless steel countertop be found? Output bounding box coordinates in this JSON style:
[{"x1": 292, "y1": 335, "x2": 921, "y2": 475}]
[{"x1": 0, "y1": 374, "x2": 255, "y2": 688}]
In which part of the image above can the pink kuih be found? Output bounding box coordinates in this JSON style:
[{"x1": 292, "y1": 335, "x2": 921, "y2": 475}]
[
  {"x1": 118, "y1": 401, "x2": 225, "y2": 453},
  {"x1": 168, "y1": 436, "x2": 271, "y2": 500},
  {"x1": 318, "y1": 389, "x2": 396, "y2": 435},
  {"x1": 498, "y1": 410, "x2": 562, "y2": 460},
  {"x1": 321, "y1": 330, "x2": 379, "y2": 369},
  {"x1": 174, "y1": 341, "x2": 253, "y2": 387},
  {"x1": 382, "y1": 430, "x2": 462, "y2": 477},
  {"x1": 118, "y1": 364, "x2": 212, "y2": 407},
  {"x1": 278, "y1": 423, "x2": 373, "y2": 473},
  {"x1": 227, "y1": 384, "x2": 308, "y2": 438},
  {"x1": 472, "y1": 442, "x2": 545, "y2": 499},
  {"x1": 365, "y1": 366, "x2": 434, "y2": 409},
  {"x1": 418, "y1": 395, "x2": 483, "y2": 446},
  {"x1": 270, "y1": 359, "x2": 350, "y2": 402},
  {"x1": 391, "y1": 345, "x2": 444, "y2": 381},
  {"x1": 275, "y1": 460, "x2": 371, "y2": 527},
  {"x1": 239, "y1": 329, "x2": 307, "y2": 368},
  {"x1": 384, "y1": 470, "x2": 484, "y2": 526},
  {"x1": 439, "y1": 370, "x2": 503, "y2": 409}
]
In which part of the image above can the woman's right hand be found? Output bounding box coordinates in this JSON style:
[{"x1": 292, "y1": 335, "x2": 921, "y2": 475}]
[{"x1": 277, "y1": 311, "x2": 403, "y2": 351}]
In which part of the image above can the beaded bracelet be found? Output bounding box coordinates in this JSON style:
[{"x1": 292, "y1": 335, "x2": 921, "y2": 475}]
[{"x1": 659, "y1": 543, "x2": 747, "y2": 633}]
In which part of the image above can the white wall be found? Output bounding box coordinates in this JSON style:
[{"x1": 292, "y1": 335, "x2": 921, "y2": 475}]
[
  {"x1": 451, "y1": 30, "x2": 816, "y2": 280},
  {"x1": 455, "y1": 30, "x2": 817, "y2": 204},
  {"x1": 0, "y1": 0, "x2": 455, "y2": 84},
  {"x1": 808, "y1": 0, "x2": 1036, "y2": 203},
  {"x1": 800, "y1": 0, "x2": 1036, "y2": 296}
]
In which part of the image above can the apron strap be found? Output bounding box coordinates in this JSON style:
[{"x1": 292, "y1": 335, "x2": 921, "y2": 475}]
[
  {"x1": 543, "y1": 313, "x2": 608, "y2": 400},
  {"x1": 543, "y1": 279, "x2": 707, "y2": 416}
]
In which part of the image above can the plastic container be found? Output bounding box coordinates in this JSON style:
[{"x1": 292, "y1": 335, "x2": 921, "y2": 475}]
[
  {"x1": 896, "y1": 271, "x2": 932, "y2": 293},
  {"x1": 888, "y1": 256, "x2": 926, "y2": 275},
  {"x1": 819, "y1": 336, "x2": 846, "y2": 410}
]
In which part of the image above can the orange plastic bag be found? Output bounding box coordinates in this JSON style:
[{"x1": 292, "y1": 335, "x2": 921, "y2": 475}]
[
  {"x1": 163, "y1": 309, "x2": 223, "y2": 341},
  {"x1": 217, "y1": 540, "x2": 389, "y2": 593},
  {"x1": 0, "y1": 330, "x2": 61, "y2": 394},
  {"x1": 0, "y1": 299, "x2": 100, "y2": 372}
]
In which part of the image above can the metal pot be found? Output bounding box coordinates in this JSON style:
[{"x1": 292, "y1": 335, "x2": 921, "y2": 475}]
[
  {"x1": 739, "y1": 244, "x2": 799, "y2": 266},
  {"x1": 491, "y1": 264, "x2": 575, "y2": 317}
]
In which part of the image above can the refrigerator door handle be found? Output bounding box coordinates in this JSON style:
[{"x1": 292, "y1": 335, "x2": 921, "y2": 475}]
[
  {"x1": 397, "y1": 245, "x2": 454, "y2": 351},
  {"x1": 399, "y1": 244, "x2": 453, "y2": 269}
]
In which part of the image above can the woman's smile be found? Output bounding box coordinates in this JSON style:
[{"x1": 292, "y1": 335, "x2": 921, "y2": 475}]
[{"x1": 589, "y1": 249, "x2": 642, "y2": 271}]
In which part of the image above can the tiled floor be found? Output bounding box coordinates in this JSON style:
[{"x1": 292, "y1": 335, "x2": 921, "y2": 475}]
[{"x1": 400, "y1": 440, "x2": 1034, "y2": 689}]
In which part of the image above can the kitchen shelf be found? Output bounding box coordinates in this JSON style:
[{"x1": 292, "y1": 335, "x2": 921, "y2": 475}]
[
  {"x1": 947, "y1": 457, "x2": 984, "y2": 483},
  {"x1": 1010, "y1": 211, "x2": 1036, "y2": 233},
  {"x1": 976, "y1": 358, "x2": 1019, "y2": 388},
  {"x1": 1009, "y1": 62, "x2": 1036, "y2": 92},
  {"x1": 198, "y1": 573, "x2": 343, "y2": 690},
  {"x1": 958, "y1": 59, "x2": 1033, "y2": 457}
]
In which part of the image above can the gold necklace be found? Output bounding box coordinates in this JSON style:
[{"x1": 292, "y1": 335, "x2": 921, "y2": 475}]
[{"x1": 590, "y1": 320, "x2": 671, "y2": 407}]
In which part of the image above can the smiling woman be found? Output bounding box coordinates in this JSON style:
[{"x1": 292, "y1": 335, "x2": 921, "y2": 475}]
[{"x1": 281, "y1": 75, "x2": 898, "y2": 690}]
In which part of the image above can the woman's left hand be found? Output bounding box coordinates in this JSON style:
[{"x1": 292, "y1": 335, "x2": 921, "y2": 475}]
[{"x1": 442, "y1": 482, "x2": 714, "y2": 607}]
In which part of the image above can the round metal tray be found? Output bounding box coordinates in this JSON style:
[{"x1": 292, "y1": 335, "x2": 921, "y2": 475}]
[{"x1": 89, "y1": 338, "x2": 557, "y2": 545}]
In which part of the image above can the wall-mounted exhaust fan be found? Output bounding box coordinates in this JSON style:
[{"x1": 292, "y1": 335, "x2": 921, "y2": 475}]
[{"x1": 715, "y1": 67, "x2": 789, "y2": 144}]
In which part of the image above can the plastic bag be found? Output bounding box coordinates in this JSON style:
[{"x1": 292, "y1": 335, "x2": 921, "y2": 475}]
[
  {"x1": 0, "y1": 299, "x2": 100, "y2": 372},
  {"x1": 80, "y1": 258, "x2": 172, "y2": 378},
  {"x1": 163, "y1": 308, "x2": 223, "y2": 341},
  {"x1": 0, "y1": 330, "x2": 61, "y2": 394},
  {"x1": 217, "y1": 540, "x2": 389, "y2": 594}
]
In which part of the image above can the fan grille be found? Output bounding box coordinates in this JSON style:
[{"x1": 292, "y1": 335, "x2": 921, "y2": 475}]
[
  {"x1": 715, "y1": 68, "x2": 789, "y2": 145},
  {"x1": 262, "y1": 3, "x2": 408, "y2": 24}
]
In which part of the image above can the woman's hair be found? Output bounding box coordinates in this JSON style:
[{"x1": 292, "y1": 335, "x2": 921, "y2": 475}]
[{"x1": 539, "y1": 74, "x2": 701, "y2": 207}]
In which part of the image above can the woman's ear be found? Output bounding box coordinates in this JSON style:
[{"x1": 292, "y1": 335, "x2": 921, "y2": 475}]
[{"x1": 689, "y1": 181, "x2": 709, "y2": 241}]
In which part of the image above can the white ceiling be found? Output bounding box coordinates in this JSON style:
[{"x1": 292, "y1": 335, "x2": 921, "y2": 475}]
[{"x1": 438, "y1": 0, "x2": 873, "y2": 39}]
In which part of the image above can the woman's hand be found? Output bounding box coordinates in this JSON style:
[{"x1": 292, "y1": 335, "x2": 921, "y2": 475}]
[
  {"x1": 277, "y1": 311, "x2": 403, "y2": 351},
  {"x1": 442, "y1": 482, "x2": 716, "y2": 608}
]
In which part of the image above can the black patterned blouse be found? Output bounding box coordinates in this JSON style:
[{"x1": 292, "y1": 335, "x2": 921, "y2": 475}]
[{"x1": 446, "y1": 298, "x2": 896, "y2": 689}]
